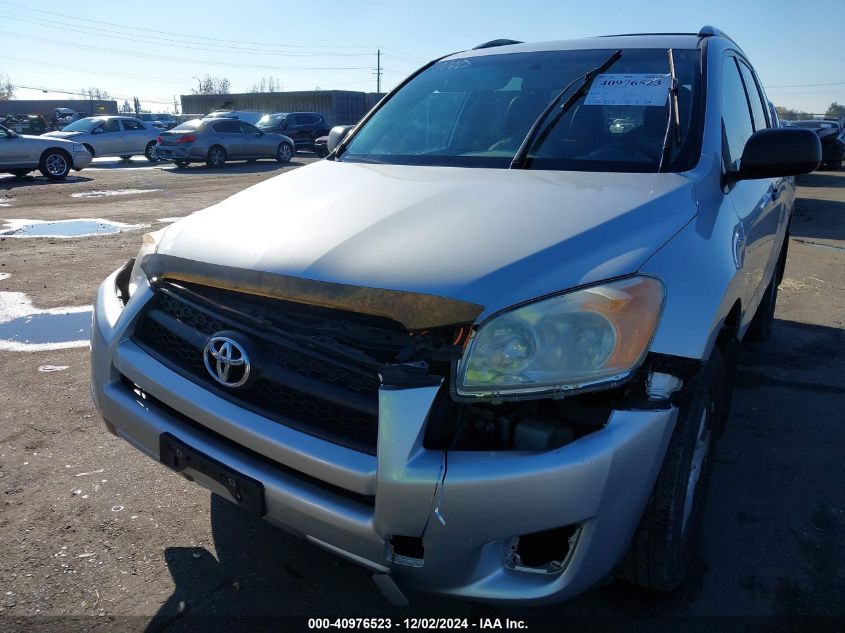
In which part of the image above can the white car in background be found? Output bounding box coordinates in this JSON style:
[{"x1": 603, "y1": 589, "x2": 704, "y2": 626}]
[
  {"x1": 203, "y1": 111, "x2": 264, "y2": 125},
  {"x1": 43, "y1": 116, "x2": 161, "y2": 162},
  {"x1": 0, "y1": 123, "x2": 92, "y2": 179}
]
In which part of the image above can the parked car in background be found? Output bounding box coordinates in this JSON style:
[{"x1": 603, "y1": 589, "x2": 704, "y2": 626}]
[
  {"x1": 0, "y1": 123, "x2": 92, "y2": 179},
  {"x1": 256, "y1": 112, "x2": 331, "y2": 151},
  {"x1": 314, "y1": 134, "x2": 329, "y2": 157},
  {"x1": 51, "y1": 108, "x2": 82, "y2": 131},
  {"x1": 176, "y1": 113, "x2": 205, "y2": 125},
  {"x1": 135, "y1": 113, "x2": 167, "y2": 130},
  {"x1": 155, "y1": 118, "x2": 294, "y2": 168},
  {"x1": 790, "y1": 120, "x2": 844, "y2": 169},
  {"x1": 203, "y1": 111, "x2": 264, "y2": 125},
  {"x1": 155, "y1": 114, "x2": 177, "y2": 130},
  {"x1": 1, "y1": 114, "x2": 47, "y2": 135},
  {"x1": 43, "y1": 116, "x2": 161, "y2": 162},
  {"x1": 91, "y1": 29, "x2": 821, "y2": 605}
]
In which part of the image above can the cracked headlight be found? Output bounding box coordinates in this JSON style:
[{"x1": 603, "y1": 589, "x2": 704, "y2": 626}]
[
  {"x1": 455, "y1": 276, "x2": 665, "y2": 401},
  {"x1": 128, "y1": 229, "x2": 164, "y2": 296}
]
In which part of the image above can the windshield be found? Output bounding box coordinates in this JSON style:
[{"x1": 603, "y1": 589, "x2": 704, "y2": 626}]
[
  {"x1": 792, "y1": 121, "x2": 836, "y2": 129},
  {"x1": 341, "y1": 48, "x2": 702, "y2": 172},
  {"x1": 61, "y1": 118, "x2": 100, "y2": 132},
  {"x1": 257, "y1": 114, "x2": 288, "y2": 128}
]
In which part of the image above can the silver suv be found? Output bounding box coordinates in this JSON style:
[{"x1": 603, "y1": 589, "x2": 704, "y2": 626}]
[{"x1": 91, "y1": 27, "x2": 820, "y2": 604}]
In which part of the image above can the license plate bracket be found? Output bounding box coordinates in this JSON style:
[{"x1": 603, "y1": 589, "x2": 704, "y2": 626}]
[{"x1": 159, "y1": 433, "x2": 265, "y2": 516}]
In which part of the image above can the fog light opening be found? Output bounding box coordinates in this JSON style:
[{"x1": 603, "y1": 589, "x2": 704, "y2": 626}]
[
  {"x1": 506, "y1": 524, "x2": 580, "y2": 575},
  {"x1": 386, "y1": 535, "x2": 425, "y2": 568}
]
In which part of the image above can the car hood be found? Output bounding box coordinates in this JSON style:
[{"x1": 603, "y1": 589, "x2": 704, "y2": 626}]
[
  {"x1": 43, "y1": 131, "x2": 86, "y2": 139},
  {"x1": 20, "y1": 133, "x2": 77, "y2": 145},
  {"x1": 157, "y1": 160, "x2": 697, "y2": 320}
]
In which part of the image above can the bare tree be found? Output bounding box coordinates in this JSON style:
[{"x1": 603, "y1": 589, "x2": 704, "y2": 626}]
[
  {"x1": 192, "y1": 75, "x2": 231, "y2": 95},
  {"x1": 81, "y1": 87, "x2": 112, "y2": 101},
  {"x1": 121, "y1": 100, "x2": 132, "y2": 113},
  {"x1": 249, "y1": 76, "x2": 282, "y2": 93},
  {"x1": 0, "y1": 73, "x2": 14, "y2": 100}
]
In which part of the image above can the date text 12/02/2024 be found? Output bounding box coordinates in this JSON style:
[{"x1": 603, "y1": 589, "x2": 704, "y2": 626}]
[{"x1": 307, "y1": 618, "x2": 529, "y2": 629}]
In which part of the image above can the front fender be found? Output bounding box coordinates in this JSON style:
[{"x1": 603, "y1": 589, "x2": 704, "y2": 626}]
[{"x1": 640, "y1": 162, "x2": 744, "y2": 360}]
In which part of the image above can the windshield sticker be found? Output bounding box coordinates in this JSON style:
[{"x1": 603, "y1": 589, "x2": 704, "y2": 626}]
[
  {"x1": 433, "y1": 59, "x2": 471, "y2": 71},
  {"x1": 585, "y1": 74, "x2": 670, "y2": 106}
]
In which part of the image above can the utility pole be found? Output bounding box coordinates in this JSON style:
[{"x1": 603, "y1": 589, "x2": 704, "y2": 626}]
[
  {"x1": 173, "y1": 95, "x2": 179, "y2": 115},
  {"x1": 375, "y1": 48, "x2": 382, "y2": 94}
]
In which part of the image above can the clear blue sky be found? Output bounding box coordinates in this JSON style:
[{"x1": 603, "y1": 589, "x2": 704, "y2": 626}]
[{"x1": 1, "y1": 0, "x2": 842, "y2": 114}]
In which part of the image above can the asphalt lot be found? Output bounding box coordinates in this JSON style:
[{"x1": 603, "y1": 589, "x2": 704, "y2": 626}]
[{"x1": 0, "y1": 157, "x2": 843, "y2": 631}]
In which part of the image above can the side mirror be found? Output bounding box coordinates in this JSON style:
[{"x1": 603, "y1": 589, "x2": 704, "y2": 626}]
[
  {"x1": 734, "y1": 128, "x2": 821, "y2": 181},
  {"x1": 326, "y1": 125, "x2": 354, "y2": 154},
  {"x1": 92, "y1": 127, "x2": 103, "y2": 134}
]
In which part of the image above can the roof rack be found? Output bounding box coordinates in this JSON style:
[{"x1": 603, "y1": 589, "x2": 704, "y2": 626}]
[
  {"x1": 697, "y1": 25, "x2": 735, "y2": 43},
  {"x1": 472, "y1": 39, "x2": 523, "y2": 50}
]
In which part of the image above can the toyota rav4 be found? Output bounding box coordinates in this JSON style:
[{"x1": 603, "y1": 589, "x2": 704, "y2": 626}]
[{"x1": 90, "y1": 27, "x2": 821, "y2": 604}]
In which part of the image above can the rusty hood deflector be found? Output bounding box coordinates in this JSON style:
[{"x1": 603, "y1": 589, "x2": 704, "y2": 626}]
[{"x1": 142, "y1": 254, "x2": 485, "y2": 331}]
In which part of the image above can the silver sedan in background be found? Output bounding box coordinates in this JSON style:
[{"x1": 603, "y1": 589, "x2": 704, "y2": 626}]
[
  {"x1": 155, "y1": 118, "x2": 295, "y2": 168},
  {"x1": 0, "y1": 123, "x2": 92, "y2": 179},
  {"x1": 43, "y1": 116, "x2": 161, "y2": 162}
]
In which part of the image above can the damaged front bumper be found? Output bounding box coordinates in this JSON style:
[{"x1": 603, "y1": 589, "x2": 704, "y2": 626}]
[{"x1": 91, "y1": 266, "x2": 678, "y2": 604}]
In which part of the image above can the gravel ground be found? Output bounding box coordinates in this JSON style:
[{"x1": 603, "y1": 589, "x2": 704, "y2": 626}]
[{"x1": 1, "y1": 158, "x2": 843, "y2": 632}]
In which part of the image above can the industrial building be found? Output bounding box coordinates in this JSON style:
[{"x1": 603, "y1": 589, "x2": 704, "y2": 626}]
[
  {"x1": 179, "y1": 90, "x2": 385, "y2": 126},
  {"x1": 0, "y1": 99, "x2": 118, "y2": 120}
]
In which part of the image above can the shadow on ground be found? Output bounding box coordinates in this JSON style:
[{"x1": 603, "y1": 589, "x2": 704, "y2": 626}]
[
  {"x1": 0, "y1": 174, "x2": 93, "y2": 190},
  {"x1": 143, "y1": 318, "x2": 845, "y2": 630}
]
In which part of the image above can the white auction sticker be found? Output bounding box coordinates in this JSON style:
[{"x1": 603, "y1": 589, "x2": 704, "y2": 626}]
[{"x1": 585, "y1": 73, "x2": 670, "y2": 106}]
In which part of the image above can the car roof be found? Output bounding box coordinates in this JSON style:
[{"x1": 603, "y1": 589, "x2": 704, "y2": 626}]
[{"x1": 446, "y1": 32, "x2": 716, "y2": 61}]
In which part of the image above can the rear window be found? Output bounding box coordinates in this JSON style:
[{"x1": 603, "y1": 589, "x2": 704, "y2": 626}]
[{"x1": 171, "y1": 120, "x2": 202, "y2": 131}]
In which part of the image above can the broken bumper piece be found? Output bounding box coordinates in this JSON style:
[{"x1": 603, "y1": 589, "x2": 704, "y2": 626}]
[{"x1": 91, "y1": 269, "x2": 677, "y2": 604}]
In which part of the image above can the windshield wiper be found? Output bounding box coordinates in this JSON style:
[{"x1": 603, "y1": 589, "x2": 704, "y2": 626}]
[
  {"x1": 658, "y1": 48, "x2": 682, "y2": 172},
  {"x1": 510, "y1": 49, "x2": 622, "y2": 169}
]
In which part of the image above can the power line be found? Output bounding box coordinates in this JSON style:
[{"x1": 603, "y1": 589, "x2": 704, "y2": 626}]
[
  {"x1": 2, "y1": 13, "x2": 406, "y2": 60},
  {"x1": 0, "y1": 31, "x2": 373, "y2": 71},
  {"x1": 0, "y1": 0, "x2": 421, "y2": 58}
]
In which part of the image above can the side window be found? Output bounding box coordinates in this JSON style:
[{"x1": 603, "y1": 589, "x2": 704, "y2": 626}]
[
  {"x1": 305, "y1": 115, "x2": 320, "y2": 125},
  {"x1": 737, "y1": 62, "x2": 769, "y2": 131},
  {"x1": 287, "y1": 115, "x2": 300, "y2": 126},
  {"x1": 239, "y1": 121, "x2": 258, "y2": 134},
  {"x1": 721, "y1": 57, "x2": 755, "y2": 171},
  {"x1": 212, "y1": 120, "x2": 239, "y2": 133},
  {"x1": 102, "y1": 119, "x2": 121, "y2": 133},
  {"x1": 122, "y1": 119, "x2": 144, "y2": 131}
]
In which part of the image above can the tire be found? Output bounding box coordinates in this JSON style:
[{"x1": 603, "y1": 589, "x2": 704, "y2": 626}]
[
  {"x1": 618, "y1": 347, "x2": 726, "y2": 591},
  {"x1": 746, "y1": 238, "x2": 787, "y2": 341},
  {"x1": 276, "y1": 142, "x2": 293, "y2": 163},
  {"x1": 174, "y1": 161, "x2": 190, "y2": 169},
  {"x1": 144, "y1": 142, "x2": 158, "y2": 163},
  {"x1": 83, "y1": 144, "x2": 94, "y2": 157},
  {"x1": 206, "y1": 145, "x2": 226, "y2": 168},
  {"x1": 38, "y1": 149, "x2": 72, "y2": 180}
]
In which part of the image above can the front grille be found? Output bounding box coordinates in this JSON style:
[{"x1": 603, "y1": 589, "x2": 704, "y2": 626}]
[{"x1": 132, "y1": 284, "x2": 382, "y2": 454}]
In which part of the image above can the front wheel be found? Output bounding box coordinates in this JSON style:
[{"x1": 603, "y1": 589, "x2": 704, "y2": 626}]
[
  {"x1": 144, "y1": 142, "x2": 158, "y2": 163},
  {"x1": 39, "y1": 149, "x2": 71, "y2": 180},
  {"x1": 276, "y1": 142, "x2": 293, "y2": 163},
  {"x1": 618, "y1": 347, "x2": 726, "y2": 591},
  {"x1": 206, "y1": 145, "x2": 226, "y2": 168}
]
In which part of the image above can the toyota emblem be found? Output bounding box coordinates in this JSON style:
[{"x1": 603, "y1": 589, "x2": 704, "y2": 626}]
[{"x1": 203, "y1": 335, "x2": 251, "y2": 388}]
